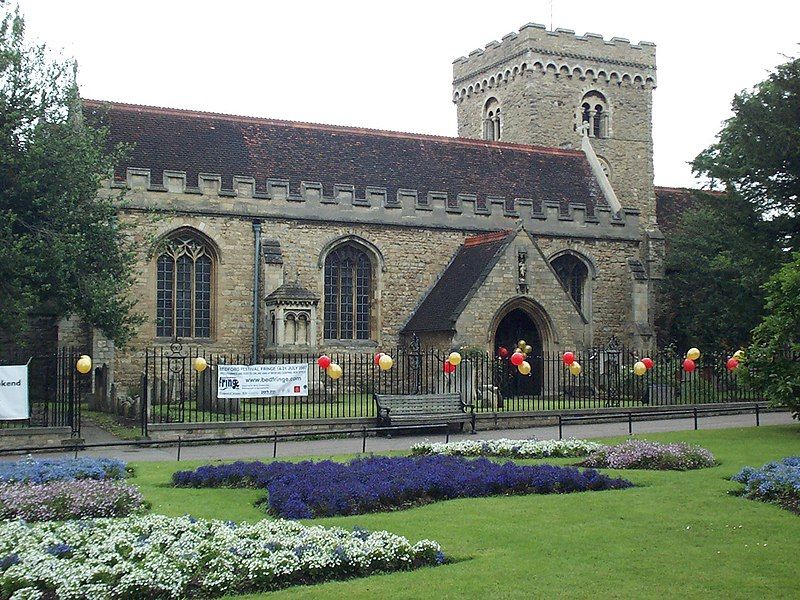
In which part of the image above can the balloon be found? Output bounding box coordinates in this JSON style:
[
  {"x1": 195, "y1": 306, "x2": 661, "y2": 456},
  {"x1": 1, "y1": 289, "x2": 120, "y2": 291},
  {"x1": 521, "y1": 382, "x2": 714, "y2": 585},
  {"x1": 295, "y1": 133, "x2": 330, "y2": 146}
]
[
  {"x1": 733, "y1": 350, "x2": 745, "y2": 361},
  {"x1": 517, "y1": 340, "x2": 526, "y2": 349},
  {"x1": 498, "y1": 346, "x2": 509, "y2": 358},
  {"x1": 642, "y1": 357, "x2": 654, "y2": 370},
  {"x1": 682, "y1": 358, "x2": 696, "y2": 373},
  {"x1": 562, "y1": 352, "x2": 575, "y2": 366},
  {"x1": 76, "y1": 356, "x2": 92, "y2": 374},
  {"x1": 726, "y1": 358, "x2": 740, "y2": 372},
  {"x1": 373, "y1": 352, "x2": 384, "y2": 365},
  {"x1": 443, "y1": 361, "x2": 456, "y2": 373},
  {"x1": 193, "y1": 357, "x2": 208, "y2": 372},
  {"x1": 379, "y1": 354, "x2": 394, "y2": 371},
  {"x1": 317, "y1": 355, "x2": 331, "y2": 369},
  {"x1": 510, "y1": 352, "x2": 524, "y2": 366},
  {"x1": 569, "y1": 362, "x2": 582, "y2": 376},
  {"x1": 633, "y1": 361, "x2": 647, "y2": 376},
  {"x1": 686, "y1": 347, "x2": 701, "y2": 361},
  {"x1": 448, "y1": 351, "x2": 462, "y2": 366},
  {"x1": 524, "y1": 345, "x2": 533, "y2": 355},
  {"x1": 518, "y1": 360, "x2": 531, "y2": 375},
  {"x1": 326, "y1": 363, "x2": 343, "y2": 379}
]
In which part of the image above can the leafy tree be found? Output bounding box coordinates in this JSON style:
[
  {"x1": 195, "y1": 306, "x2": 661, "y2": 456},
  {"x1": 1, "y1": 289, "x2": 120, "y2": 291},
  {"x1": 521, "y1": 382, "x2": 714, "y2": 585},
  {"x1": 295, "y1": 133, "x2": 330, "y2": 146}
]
[
  {"x1": 0, "y1": 5, "x2": 142, "y2": 345},
  {"x1": 656, "y1": 191, "x2": 782, "y2": 351},
  {"x1": 741, "y1": 253, "x2": 800, "y2": 419},
  {"x1": 692, "y1": 57, "x2": 800, "y2": 251}
]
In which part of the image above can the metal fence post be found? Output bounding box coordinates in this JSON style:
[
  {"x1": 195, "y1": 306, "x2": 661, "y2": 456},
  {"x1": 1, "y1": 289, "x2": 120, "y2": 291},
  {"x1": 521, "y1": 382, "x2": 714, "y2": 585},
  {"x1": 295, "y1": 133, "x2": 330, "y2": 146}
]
[
  {"x1": 177, "y1": 436, "x2": 182, "y2": 462},
  {"x1": 628, "y1": 412, "x2": 633, "y2": 435},
  {"x1": 361, "y1": 426, "x2": 367, "y2": 453},
  {"x1": 693, "y1": 407, "x2": 698, "y2": 430},
  {"x1": 755, "y1": 404, "x2": 760, "y2": 426},
  {"x1": 273, "y1": 431, "x2": 278, "y2": 458},
  {"x1": 558, "y1": 414, "x2": 563, "y2": 440}
]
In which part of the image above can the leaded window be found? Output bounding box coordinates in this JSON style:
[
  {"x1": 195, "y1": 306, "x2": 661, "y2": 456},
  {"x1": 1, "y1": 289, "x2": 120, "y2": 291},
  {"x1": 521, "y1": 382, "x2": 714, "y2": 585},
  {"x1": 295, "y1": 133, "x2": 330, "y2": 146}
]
[
  {"x1": 552, "y1": 254, "x2": 588, "y2": 309},
  {"x1": 156, "y1": 235, "x2": 213, "y2": 338},
  {"x1": 324, "y1": 245, "x2": 372, "y2": 340}
]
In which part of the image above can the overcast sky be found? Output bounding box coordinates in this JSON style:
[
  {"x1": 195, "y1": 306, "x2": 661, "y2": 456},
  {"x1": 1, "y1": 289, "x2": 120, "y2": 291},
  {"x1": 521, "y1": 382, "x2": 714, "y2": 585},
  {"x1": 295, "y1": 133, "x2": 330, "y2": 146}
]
[{"x1": 19, "y1": 0, "x2": 800, "y2": 188}]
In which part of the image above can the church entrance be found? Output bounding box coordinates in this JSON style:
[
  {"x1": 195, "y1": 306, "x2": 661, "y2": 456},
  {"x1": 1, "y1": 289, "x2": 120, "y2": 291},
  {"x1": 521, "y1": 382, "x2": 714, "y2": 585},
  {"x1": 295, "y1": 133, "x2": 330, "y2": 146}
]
[{"x1": 493, "y1": 308, "x2": 543, "y2": 397}]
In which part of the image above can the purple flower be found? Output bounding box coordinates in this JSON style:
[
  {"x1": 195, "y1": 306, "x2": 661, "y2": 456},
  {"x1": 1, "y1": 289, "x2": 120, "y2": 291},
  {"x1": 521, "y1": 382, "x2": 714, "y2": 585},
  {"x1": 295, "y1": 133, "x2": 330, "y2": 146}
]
[{"x1": 579, "y1": 440, "x2": 716, "y2": 470}]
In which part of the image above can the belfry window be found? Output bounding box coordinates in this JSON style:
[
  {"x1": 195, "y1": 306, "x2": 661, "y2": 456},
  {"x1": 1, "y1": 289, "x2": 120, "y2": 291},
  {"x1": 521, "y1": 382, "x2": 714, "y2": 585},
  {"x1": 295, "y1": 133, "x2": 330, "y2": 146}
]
[
  {"x1": 579, "y1": 91, "x2": 609, "y2": 138},
  {"x1": 483, "y1": 97, "x2": 501, "y2": 141},
  {"x1": 324, "y1": 244, "x2": 372, "y2": 340},
  {"x1": 156, "y1": 233, "x2": 214, "y2": 338},
  {"x1": 552, "y1": 254, "x2": 589, "y2": 309}
]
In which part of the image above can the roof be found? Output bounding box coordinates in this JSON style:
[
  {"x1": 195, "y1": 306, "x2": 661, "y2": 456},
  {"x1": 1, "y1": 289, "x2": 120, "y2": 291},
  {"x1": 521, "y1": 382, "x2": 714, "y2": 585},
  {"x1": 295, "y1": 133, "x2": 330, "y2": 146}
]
[
  {"x1": 655, "y1": 186, "x2": 723, "y2": 236},
  {"x1": 264, "y1": 283, "x2": 319, "y2": 304},
  {"x1": 84, "y1": 100, "x2": 603, "y2": 213},
  {"x1": 403, "y1": 231, "x2": 512, "y2": 332}
]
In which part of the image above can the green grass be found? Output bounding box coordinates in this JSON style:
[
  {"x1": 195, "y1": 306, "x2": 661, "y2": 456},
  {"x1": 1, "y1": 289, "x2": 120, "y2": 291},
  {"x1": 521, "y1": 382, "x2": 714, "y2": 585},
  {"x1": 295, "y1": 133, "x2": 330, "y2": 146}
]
[{"x1": 128, "y1": 424, "x2": 800, "y2": 599}]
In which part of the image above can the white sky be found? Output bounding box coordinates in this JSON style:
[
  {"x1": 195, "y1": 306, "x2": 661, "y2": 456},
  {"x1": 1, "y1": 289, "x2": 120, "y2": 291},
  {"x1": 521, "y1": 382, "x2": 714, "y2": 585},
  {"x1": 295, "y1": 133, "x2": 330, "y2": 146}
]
[{"x1": 18, "y1": 0, "x2": 800, "y2": 188}]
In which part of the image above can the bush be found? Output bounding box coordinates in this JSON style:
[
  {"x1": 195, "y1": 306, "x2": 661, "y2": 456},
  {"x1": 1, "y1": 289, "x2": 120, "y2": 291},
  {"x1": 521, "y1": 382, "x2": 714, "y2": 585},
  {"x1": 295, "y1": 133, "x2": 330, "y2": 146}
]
[
  {"x1": 578, "y1": 440, "x2": 717, "y2": 470},
  {"x1": 174, "y1": 456, "x2": 634, "y2": 519},
  {"x1": 732, "y1": 457, "x2": 800, "y2": 514},
  {"x1": 0, "y1": 514, "x2": 444, "y2": 598},
  {"x1": 0, "y1": 456, "x2": 127, "y2": 484},
  {"x1": 0, "y1": 479, "x2": 143, "y2": 521},
  {"x1": 410, "y1": 438, "x2": 602, "y2": 459}
]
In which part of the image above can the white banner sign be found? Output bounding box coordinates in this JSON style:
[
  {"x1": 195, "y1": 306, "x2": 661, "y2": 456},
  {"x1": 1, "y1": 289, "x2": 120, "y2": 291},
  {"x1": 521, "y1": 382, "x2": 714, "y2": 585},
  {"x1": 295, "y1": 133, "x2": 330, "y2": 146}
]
[
  {"x1": 0, "y1": 364, "x2": 29, "y2": 420},
  {"x1": 217, "y1": 363, "x2": 308, "y2": 398}
]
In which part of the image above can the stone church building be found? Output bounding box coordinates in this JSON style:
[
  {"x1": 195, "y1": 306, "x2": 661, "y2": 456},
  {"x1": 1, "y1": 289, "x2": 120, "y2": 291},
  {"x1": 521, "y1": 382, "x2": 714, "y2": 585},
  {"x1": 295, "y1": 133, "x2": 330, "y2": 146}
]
[{"x1": 71, "y1": 23, "x2": 680, "y2": 394}]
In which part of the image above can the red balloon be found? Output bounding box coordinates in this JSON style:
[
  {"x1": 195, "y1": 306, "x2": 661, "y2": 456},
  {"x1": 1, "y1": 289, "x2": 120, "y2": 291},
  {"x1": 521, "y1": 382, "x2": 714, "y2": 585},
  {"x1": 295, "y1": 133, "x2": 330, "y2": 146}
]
[
  {"x1": 562, "y1": 352, "x2": 575, "y2": 366},
  {"x1": 443, "y1": 361, "x2": 456, "y2": 373},
  {"x1": 373, "y1": 352, "x2": 384, "y2": 365},
  {"x1": 642, "y1": 357, "x2": 654, "y2": 370},
  {"x1": 726, "y1": 358, "x2": 739, "y2": 371},
  {"x1": 510, "y1": 352, "x2": 524, "y2": 366},
  {"x1": 498, "y1": 346, "x2": 509, "y2": 358},
  {"x1": 682, "y1": 358, "x2": 696, "y2": 373},
  {"x1": 317, "y1": 355, "x2": 331, "y2": 369}
]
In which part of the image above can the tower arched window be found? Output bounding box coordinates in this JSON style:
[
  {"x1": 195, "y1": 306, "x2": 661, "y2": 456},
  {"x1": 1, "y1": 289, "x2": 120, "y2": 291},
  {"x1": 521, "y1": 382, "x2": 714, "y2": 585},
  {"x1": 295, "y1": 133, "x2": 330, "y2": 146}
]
[
  {"x1": 483, "y1": 97, "x2": 501, "y2": 141},
  {"x1": 324, "y1": 244, "x2": 373, "y2": 340},
  {"x1": 551, "y1": 254, "x2": 589, "y2": 310},
  {"x1": 578, "y1": 91, "x2": 609, "y2": 138},
  {"x1": 156, "y1": 232, "x2": 215, "y2": 338}
]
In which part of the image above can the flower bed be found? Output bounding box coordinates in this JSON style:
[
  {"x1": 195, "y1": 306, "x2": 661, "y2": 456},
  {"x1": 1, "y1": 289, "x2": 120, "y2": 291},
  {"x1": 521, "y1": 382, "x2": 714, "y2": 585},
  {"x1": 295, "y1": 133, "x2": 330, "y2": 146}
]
[
  {"x1": 174, "y1": 456, "x2": 634, "y2": 519},
  {"x1": 0, "y1": 456, "x2": 126, "y2": 483},
  {"x1": 732, "y1": 457, "x2": 800, "y2": 514},
  {"x1": 0, "y1": 514, "x2": 444, "y2": 598},
  {"x1": 411, "y1": 438, "x2": 602, "y2": 459},
  {"x1": 0, "y1": 479, "x2": 143, "y2": 521},
  {"x1": 578, "y1": 440, "x2": 717, "y2": 470}
]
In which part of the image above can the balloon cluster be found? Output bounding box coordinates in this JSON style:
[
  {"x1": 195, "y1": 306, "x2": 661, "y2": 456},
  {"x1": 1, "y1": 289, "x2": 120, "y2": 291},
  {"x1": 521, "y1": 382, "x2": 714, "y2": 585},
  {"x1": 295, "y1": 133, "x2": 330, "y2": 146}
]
[
  {"x1": 504, "y1": 340, "x2": 533, "y2": 376},
  {"x1": 317, "y1": 355, "x2": 343, "y2": 379},
  {"x1": 443, "y1": 351, "x2": 461, "y2": 374},
  {"x1": 726, "y1": 349, "x2": 745, "y2": 372},
  {"x1": 374, "y1": 352, "x2": 394, "y2": 371},
  {"x1": 562, "y1": 351, "x2": 581, "y2": 376},
  {"x1": 632, "y1": 357, "x2": 654, "y2": 377},
  {"x1": 683, "y1": 347, "x2": 701, "y2": 373}
]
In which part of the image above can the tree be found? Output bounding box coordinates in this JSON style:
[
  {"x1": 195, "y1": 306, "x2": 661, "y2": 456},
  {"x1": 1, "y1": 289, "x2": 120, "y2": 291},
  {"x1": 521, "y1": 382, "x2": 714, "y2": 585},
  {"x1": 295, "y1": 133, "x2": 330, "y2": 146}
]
[
  {"x1": 692, "y1": 57, "x2": 800, "y2": 251},
  {"x1": 656, "y1": 191, "x2": 782, "y2": 351},
  {"x1": 742, "y1": 253, "x2": 800, "y2": 419},
  {"x1": 0, "y1": 5, "x2": 142, "y2": 345}
]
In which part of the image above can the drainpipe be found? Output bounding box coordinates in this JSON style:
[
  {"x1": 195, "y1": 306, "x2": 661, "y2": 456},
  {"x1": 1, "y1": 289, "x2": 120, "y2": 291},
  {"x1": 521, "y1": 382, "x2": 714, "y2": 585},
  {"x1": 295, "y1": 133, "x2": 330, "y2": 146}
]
[{"x1": 252, "y1": 220, "x2": 262, "y2": 362}]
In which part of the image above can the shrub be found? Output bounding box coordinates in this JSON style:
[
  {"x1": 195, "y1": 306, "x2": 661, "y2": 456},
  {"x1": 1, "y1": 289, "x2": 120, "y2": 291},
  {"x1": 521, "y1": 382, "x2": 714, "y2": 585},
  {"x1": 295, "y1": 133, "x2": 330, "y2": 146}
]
[
  {"x1": 0, "y1": 514, "x2": 444, "y2": 598},
  {"x1": 731, "y1": 457, "x2": 800, "y2": 514},
  {"x1": 411, "y1": 438, "x2": 602, "y2": 459},
  {"x1": 0, "y1": 456, "x2": 126, "y2": 484},
  {"x1": 175, "y1": 456, "x2": 633, "y2": 519},
  {"x1": 578, "y1": 440, "x2": 717, "y2": 470},
  {"x1": 0, "y1": 479, "x2": 143, "y2": 521}
]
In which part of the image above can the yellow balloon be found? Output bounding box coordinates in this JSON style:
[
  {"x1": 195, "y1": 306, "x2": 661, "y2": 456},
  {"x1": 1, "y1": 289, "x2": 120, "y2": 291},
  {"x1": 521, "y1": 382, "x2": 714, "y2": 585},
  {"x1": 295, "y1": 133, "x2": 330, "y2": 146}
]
[
  {"x1": 633, "y1": 361, "x2": 646, "y2": 376},
  {"x1": 518, "y1": 340, "x2": 527, "y2": 349},
  {"x1": 326, "y1": 363, "x2": 343, "y2": 379},
  {"x1": 569, "y1": 361, "x2": 582, "y2": 377},
  {"x1": 524, "y1": 345, "x2": 533, "y2": 355},
  {"x1": 518, "y1": 360, "x2": 531, "y2": 375},
  {"x1": 76, "y1": 356, "x2": 92, "y2": 374},
  {"x1": 379, "y1": 354, "x2": 394, "y2": 371},
  {"x1": 193, "y1": 356, "x2": 208, "y2": 372},
  {"x1": 448, "y1": 352, "x2": 462, "y2": 366},
  {"x1": 733, "y1": 350, "x2": 745, "y2": 361},
  {"x1": 687, "y1": 347, "x2": 701, "y2": 361}
]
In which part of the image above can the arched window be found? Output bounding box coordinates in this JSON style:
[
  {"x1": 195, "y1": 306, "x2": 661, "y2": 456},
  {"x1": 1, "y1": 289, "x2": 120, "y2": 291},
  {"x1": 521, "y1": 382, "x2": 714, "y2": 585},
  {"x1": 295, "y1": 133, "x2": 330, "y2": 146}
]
[
  {"x1": 551, "y1": 254, "x2": 589, "y2": 310},
  {"x1": 156, "y1": 232, "x2": 214, "y2": 338},
  {"x1": 324, "y1": 244, "x2": 373, "y2": 340},
  {"x1": 483, "y1": 97, "x2": 501, "y2": 141},
  {"x1": 578, "y1": 91, "x2": 609, "y2": 138}
]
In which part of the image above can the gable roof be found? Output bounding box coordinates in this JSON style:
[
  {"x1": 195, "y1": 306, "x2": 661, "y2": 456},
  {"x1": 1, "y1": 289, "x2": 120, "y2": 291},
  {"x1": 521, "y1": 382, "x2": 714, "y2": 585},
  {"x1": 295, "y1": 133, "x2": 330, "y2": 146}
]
[
  {"x1": 402, "y1": 231, "x2": 512, "y2": 333},
  {"x1": 84, "y1": 100, "x2": 603, "y2": 213},
  {"x1": 655, "y1": 186, "x2": 723, "y2": 236}
]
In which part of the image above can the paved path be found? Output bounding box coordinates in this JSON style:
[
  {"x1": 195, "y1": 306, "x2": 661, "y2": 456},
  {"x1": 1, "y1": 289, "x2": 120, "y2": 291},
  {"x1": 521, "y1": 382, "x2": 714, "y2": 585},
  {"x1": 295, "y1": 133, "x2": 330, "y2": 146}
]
[{"x1": 4, "y1": 410, "x2": 793, "y2": 463}]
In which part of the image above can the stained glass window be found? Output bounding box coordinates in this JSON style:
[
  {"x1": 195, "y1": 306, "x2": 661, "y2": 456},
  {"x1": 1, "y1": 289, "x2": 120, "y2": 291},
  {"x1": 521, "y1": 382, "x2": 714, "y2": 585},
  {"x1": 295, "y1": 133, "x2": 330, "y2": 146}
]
[{"x1": 324, "y1": 245, "x2": 372, "y2": 340}]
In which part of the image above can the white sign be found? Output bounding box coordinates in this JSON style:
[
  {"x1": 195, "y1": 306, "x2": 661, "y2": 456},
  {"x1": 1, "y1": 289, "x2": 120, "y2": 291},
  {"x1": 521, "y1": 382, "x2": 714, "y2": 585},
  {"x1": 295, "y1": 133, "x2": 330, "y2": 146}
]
[
  {"x1": 217, "y1": 363, "x2": 308, "y2": 398},
  {"x1": 0, "y1": 364, "x2": 29, "y2": 420}
]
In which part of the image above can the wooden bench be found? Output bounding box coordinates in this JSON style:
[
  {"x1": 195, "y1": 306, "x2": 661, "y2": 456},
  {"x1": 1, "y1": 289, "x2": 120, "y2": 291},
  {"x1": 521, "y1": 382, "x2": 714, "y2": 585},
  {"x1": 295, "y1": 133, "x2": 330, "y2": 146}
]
[{"x1": 374, "y1": 393, "x2": 476, "y2": 433}]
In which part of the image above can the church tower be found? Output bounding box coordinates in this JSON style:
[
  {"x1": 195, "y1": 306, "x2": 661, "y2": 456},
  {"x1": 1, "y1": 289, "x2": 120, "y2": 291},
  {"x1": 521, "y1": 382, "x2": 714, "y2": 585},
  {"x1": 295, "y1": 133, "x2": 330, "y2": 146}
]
[{"x1": 452, "y1": 23, "x2": 657, "y2": 224}]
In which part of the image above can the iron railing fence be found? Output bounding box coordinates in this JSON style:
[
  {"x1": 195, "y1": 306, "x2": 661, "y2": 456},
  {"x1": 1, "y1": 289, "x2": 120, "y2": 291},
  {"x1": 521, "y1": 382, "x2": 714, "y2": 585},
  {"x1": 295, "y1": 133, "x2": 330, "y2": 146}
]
[{"x1": 142, "y1": 342, "x2": 766, "y2": 434}]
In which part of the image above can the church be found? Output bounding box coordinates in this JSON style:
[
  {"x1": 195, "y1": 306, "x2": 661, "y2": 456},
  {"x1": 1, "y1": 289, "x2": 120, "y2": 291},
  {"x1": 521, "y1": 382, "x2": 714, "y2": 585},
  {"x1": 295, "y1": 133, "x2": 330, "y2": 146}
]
[{"x1": 73, "y1": 22, "x2": 684, "y2": 396}]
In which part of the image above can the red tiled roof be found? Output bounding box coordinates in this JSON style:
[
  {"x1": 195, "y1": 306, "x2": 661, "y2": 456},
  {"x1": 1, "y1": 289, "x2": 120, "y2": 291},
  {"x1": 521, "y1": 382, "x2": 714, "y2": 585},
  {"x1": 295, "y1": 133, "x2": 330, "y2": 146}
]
[
  {"x1": 655, "y1": 186, "x2": 723, "y2": 235},
  {"x1": 84, "y1": 100, "x2": 602, "y2": 212},
  {"x1": 463, "y1": 230, "x2": 513, "y2": 247}
]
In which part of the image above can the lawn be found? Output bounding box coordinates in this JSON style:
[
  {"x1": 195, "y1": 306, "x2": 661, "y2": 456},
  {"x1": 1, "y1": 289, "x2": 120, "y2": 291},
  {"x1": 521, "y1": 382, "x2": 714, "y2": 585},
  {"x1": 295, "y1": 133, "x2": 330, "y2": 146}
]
[{"x1": 128, "y1": 424, "x2": 800, "y2": 599}]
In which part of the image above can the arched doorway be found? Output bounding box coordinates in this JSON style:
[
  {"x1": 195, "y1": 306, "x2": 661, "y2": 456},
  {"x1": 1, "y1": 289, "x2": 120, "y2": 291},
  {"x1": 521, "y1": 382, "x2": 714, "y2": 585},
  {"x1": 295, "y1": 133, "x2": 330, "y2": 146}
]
[{"x1": 494, "y1": 308, "x2": 543, "y2": 398}]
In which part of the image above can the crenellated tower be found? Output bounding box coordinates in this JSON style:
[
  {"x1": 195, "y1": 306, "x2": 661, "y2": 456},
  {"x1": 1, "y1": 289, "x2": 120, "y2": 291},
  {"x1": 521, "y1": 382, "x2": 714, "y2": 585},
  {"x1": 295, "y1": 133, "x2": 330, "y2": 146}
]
[{"x1": 453, "y1": 23, "x2": 657, "y2": 224}]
